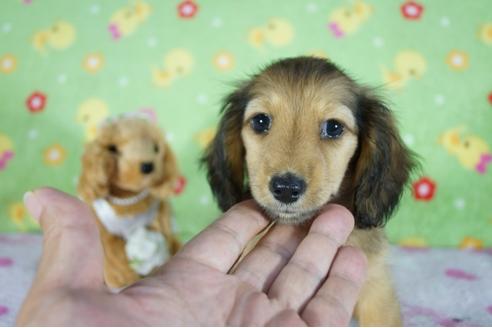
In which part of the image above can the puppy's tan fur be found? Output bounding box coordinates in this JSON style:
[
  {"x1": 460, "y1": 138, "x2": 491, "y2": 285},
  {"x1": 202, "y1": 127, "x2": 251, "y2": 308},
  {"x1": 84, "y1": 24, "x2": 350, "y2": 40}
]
[
  {"x1": 78, "y1": 117, "x2": 181, "y2": 288},
  {"x1": 203, "y1": 57, "x2": 415, "y2": 326}
]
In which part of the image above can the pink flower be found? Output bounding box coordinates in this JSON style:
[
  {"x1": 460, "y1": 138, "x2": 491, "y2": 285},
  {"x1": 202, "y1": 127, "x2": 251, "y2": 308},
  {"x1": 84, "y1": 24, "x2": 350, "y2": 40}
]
[
  {"x1": 173, "y1": 176, "x2": 187, "y2": 195},
  {"x1": 412, "y1": 177, "x2": 436, "y2": 201},
  {"x1": 487, "y1": 305, "x2": 492, "y2": 315},
  {"x1": 138, "y1": 108, "x2": 158, "y2": 123},
  {"x1": 26, "y1": 91, "x2": 47, "y2": 113},
  {"x1": 178, "y1": 1, "x2": 198, "y2": 19},
  {"x1": 0, "y1": 150, "x2": 14, "y2": 171},
  {"x1": 0, "y1": 305, "x2": 9, "y2": 316},
  {"x1": 445, "y1": 268, "x2": 478, "y2": 281},
  {"x1": 488, "y1": 91, "x2": 492, "y2": 105},
  {"x1": 401, "y1": 1, "x2": 423, "y2": 20}
]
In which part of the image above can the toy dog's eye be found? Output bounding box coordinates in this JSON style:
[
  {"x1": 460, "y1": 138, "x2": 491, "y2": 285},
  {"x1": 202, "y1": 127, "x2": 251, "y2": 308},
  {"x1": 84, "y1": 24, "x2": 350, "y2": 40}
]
[
  {"x1": 154, "y1": 143, "x2": 159, "y2": 153},
  {"x1": 107, "y1": 144, "x2": 118, "y2": 154},
  {"x1": 250, "y1": 113, "x2": 271, "y2": 134},
  {"x1": 321, "y1": 119, "x2": 344, "y2": 139}
]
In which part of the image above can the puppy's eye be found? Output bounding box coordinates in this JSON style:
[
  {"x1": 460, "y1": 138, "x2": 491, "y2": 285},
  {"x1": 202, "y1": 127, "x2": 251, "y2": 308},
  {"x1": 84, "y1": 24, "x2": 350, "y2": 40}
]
[
  {"x1": 154, "y1": 143, "x2": 159, "y2": 153},
  {"x1": 321, "y1": 119, "x2": 344, "y2": 139},
  {"x1": 250, "y1": 113, "x2": 271, "y2": 134},
  {"x1": 107, "y1": 144, "x2": 118, "y2": 154}
]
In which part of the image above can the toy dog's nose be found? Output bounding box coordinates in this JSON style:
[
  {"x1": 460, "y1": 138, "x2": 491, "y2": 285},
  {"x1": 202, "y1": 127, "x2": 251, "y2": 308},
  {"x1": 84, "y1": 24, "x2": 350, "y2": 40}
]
[
  {"x1": 141, "y1": 162, "x2": 154, "y2": 174},
  {"x1": 269, "y1": 173, "x2": 306, "y2": 204}
]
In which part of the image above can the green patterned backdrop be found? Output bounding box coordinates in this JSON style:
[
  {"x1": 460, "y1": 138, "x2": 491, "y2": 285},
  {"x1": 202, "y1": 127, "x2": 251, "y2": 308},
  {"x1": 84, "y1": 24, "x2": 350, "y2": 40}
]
[{"x1": 1, "y1": 0, "x2": 491, "y2": 248}]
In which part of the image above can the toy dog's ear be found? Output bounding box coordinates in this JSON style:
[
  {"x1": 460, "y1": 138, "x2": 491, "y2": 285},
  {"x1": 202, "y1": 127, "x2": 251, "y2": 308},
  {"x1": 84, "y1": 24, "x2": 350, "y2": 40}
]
[
  {"x1": 351, "y1": 90, "x2": 416, "y2": 229},
  {"x1": 201, "y1": 84, "x2": 251, "y2": 211},
  {"x1": 163, "y1": 142, "x2": 180, "y2": 185},
  {"x1": 77, "y1": 140, "x2": 116, "y2": 202},
  {"x1": 151, "y1": 140, "x2": 180, "y2": 198}
]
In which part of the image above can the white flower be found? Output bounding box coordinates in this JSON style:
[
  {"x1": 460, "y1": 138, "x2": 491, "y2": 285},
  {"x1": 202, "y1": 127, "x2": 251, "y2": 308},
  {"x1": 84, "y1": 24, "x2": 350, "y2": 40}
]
[{"x1": 125, "y1": 227, "x2": 169, "y2": 275}]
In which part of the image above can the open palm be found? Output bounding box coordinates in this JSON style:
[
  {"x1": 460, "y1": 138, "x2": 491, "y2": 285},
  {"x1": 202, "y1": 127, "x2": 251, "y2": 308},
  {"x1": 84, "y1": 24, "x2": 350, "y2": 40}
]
[{"x1": 17, "y1": 188, "x2": 366, "y2": 326}]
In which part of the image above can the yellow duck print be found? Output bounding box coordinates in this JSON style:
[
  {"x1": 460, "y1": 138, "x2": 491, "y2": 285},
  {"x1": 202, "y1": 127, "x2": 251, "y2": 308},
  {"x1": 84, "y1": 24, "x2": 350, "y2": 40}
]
[
  {"x1": 328, "y1": 0, "x2": 372, "y2": 38},
  {"x1": 439, "y1": 127, "x2": 491, "y2": 174},
  {"x1": 76, "y1": 98, "x2": 110, "y2": 141},
  {"x1": 382, "y1": 50, "x2": 426, "y2": 89},
  {"x1": 32, "y1": 20, "x2": 76, "y2": 53},
  {"x1": 152, "y1": 49, "x2": 193, "y2": 87},
  {"x1": 478, "y1": 22, "x2": 492, "y2": 45},
  {"x1": 248, "y1": 18, "x2": 294, "y2": 49},
  {"x1": 109, "y1": 0, "x2": 151, "y2": 40}
]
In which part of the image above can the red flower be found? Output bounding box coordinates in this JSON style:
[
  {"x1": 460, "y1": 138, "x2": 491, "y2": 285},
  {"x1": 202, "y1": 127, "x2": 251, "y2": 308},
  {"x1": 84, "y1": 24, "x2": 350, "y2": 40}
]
[
  {"x1": 401, "y1": 1, "x2": 424, "y2": 20},
  {"x1": 26, "y1": 91, "x2": 47, "y2": 113},
  {"x1": 173, "y1": 176, "x2": 187, "y2": 195},
  {"x1": 412, "y1": 177, "x2": 436, "y2": 201},
  {"x1": 488, "y1": 91, "x2": 492, "y2": 105},
  {"x1": 178, "y1": 0, "x2": 198, "y2": 19}
]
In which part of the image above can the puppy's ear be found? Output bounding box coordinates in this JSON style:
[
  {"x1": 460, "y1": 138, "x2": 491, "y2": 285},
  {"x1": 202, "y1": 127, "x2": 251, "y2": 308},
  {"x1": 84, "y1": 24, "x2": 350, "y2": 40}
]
[
  {"x1": 201, "y1": 84, "x2": 251, "y2": 211},
  {"x1": 151, "y1": 140, "x2": 180, "y2": 199},
  {"x1": 77, "y1": 140, "x2": 115, "y2": 202},
  {"x1": 352, "y1": 91, "x2": 416, "y2": 228}
]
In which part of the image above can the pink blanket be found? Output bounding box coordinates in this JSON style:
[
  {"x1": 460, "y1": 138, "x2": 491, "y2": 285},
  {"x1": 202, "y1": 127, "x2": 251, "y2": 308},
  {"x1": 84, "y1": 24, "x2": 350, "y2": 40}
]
[{"x1": 1, "y1": 234, "x2": 491, "y2": 326}]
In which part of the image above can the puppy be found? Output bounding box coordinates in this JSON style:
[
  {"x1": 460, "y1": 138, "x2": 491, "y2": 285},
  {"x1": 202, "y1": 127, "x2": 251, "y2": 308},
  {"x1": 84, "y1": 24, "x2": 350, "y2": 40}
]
[
  {"x1": 78, "y1": 115, "x2": 182, "y2": 289},
  {"x1": 202, "y1": 57, "x2": 415, "y2": 326}
]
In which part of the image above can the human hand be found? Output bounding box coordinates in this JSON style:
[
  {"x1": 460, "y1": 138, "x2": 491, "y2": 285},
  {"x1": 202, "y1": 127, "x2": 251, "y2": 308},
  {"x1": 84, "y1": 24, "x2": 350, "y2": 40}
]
[{"x1": 17, "y1": 188, "x2": 367, "y2": 326}]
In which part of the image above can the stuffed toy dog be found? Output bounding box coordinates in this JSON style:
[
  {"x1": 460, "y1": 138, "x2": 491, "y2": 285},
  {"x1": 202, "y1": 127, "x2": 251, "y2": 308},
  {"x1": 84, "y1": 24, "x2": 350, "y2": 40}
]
[
  {"x1": 78, "y1": 114, "x2": 184, "y2": 288},
  {"x1": 202, "y1": 57, "x2": 416, "y2": 326}
]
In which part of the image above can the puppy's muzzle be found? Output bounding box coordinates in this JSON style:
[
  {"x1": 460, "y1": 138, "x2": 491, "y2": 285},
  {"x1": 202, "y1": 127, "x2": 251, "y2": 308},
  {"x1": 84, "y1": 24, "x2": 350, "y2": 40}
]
[{"x1": 269, "y1": 173, "x2": 306, "y2": 204}]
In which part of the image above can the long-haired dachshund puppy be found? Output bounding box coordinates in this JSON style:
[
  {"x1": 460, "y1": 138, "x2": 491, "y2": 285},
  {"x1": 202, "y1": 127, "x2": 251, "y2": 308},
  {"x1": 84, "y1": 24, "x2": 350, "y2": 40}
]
[
  {"x1": 78, "y1": 115, "x2": 182, "y2": 289},
  {"x1": 202, "y1": 57, "x2": 415, "y2": 326}
]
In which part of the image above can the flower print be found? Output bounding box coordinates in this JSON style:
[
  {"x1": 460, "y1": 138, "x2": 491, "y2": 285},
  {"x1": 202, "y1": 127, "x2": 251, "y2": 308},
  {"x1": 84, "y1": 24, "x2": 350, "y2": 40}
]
[
  {"x1": 412, "y1": 177, "x2": 436, "y2": 201},
  {"x1": 178, "y1": 1, "x2": 198, "y2": 19},
  {"x1": 459, "y1": 236, "x2": 483, "y2": 250},
  {"x1": 173, "y1": 176, "x2": 187, "y2": 195},
  {"x1": 43, "y1": 144, "x2": 67, "y2": 166},
  {"x1": 9, "y1": 202, "x2": 26, "y2": 225},
  {"x1": 446, "y1": 50, "x2": 469, "y2": 71},
  {"x1": 0, "y1": 54, "x2": 17, "y2": 74},
  {"x1": 26, "y1": 91, "x2": 47, "y2": 113},
  {"x1": 82, "y1": 53, "x2": 104, "y2": 73},
  {"x1": 401, "y1": 1, "x2": 423, "y2": 20},
  {"x1": 213, "y1": 51, "x2": 235, "y2": 71}
]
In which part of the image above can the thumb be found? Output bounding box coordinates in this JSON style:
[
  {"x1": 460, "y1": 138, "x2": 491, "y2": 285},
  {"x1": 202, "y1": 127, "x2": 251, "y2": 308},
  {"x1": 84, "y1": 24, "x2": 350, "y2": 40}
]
[{"x1": 24, "y1": 187, "x2": 105, "y2": 290}]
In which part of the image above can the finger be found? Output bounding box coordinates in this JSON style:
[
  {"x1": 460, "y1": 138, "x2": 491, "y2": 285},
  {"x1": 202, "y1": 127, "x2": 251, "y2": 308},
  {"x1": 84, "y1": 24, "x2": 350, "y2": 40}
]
[
  {"x1": 24, "y1": 187, "x2": 104, "y2": 290},
  {"x1": 265, "y1": 309, "x2": 306, "y2": 326},
  {"x1": 233, "y1": 223, "x2": 307, "y2": 291},
  {"x1": 173, "y1": 200, "x2": 269, "y2": 272},
  {"x1": 302, "y1": 246, "x2": 367, "y2": 326},
  {"x1": 268, "y1": 205, "x2": 354, "y2": 311}
]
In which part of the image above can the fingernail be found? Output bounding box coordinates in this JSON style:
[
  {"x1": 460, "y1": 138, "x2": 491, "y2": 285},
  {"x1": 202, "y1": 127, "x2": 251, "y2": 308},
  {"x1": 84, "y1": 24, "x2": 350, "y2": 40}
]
[{"x1": 24, "y1": 191, "x2": 43, "y2": 222}]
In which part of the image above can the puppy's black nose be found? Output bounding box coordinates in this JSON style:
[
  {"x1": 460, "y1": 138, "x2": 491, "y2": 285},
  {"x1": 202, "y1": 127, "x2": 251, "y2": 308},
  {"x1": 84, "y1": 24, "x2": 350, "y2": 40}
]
[
  {"x1": 269, "y1": 173, "x2": 306, "y2": 204},
  {"x1": 141, "y1": 162, "x2": 154, "y2": 174}
]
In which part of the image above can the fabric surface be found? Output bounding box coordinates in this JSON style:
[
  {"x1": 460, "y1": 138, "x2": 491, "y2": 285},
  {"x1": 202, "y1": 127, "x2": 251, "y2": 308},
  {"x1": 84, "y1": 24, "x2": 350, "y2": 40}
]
[
  {"x1": 0, "y1": 0, "x2": 491, "y2": 247},
  {"x1": 1, "y1": 234, "x2": 491, "y2": 326}
]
